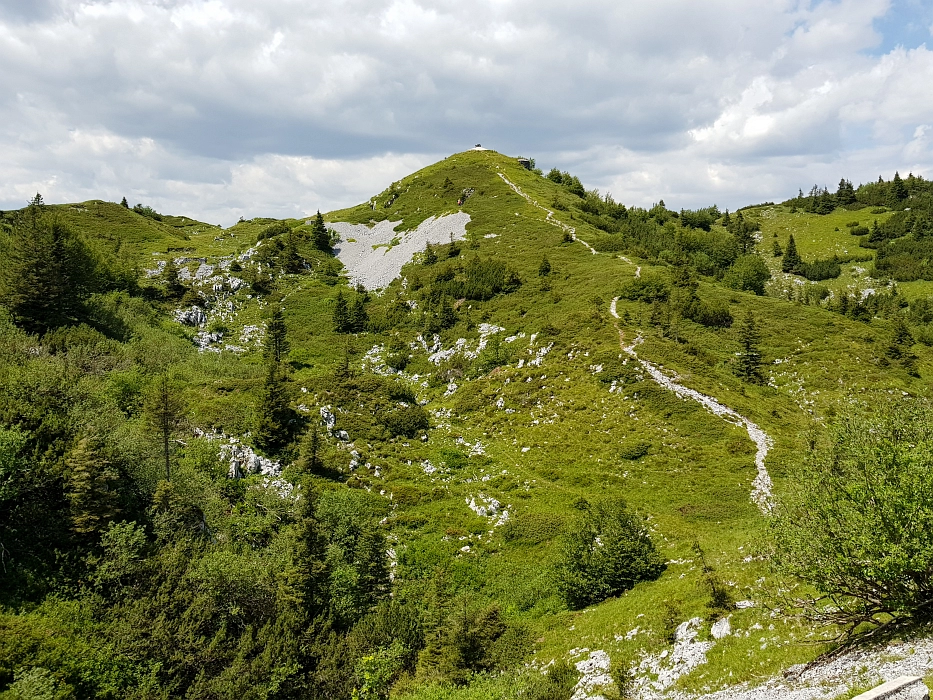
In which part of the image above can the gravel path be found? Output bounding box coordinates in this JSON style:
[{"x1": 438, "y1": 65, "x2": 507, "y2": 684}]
[
  {"x1": 609, "y1": 297, "x2": 774, "y2": 513},
  {"x1": 328, "y1": 213, "x2": 471, "y2": 290},
  {"x1": 496, "y1": 173, "x2": 597, "y2": 254}
]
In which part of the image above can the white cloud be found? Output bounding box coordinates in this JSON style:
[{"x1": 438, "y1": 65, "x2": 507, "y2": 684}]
[{"x1": 0, "y1": 0, "x2": 930, "y2": 221}]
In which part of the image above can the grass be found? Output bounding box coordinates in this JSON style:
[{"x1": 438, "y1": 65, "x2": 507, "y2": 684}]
[{"x1": 12, "y1": 150, "x2": 933, "y2": 698}]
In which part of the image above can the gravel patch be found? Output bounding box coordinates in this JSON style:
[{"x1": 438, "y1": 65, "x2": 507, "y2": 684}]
[{"x1": 328, "y1": 213, "x2": 471, "y2": 290}]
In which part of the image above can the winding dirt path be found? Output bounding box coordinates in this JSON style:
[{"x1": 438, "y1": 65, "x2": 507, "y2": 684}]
[
  {"x1": 497, "y1": 173, "x2": 597, "y2": 254},
  {"x1": 609, "y1": 298, "x2": 774, "y2": 513}
]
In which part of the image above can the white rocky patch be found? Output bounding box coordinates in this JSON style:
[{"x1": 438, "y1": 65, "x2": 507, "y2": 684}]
[
  {"x1": 466, "y1": 494, "x2": 509, "y2": 526},
  {"x1": 328, "y1": 212, "x2": 471, "y2": 290},
  {"x1": 571, "y1": 650, "x2": 613, "y2": 700},
  {"x1": 219, "y1": 438, "x2": 281, "y2": 478},
  {"x1": 633, "y1": 618, "x2": 713, "y2": 697}
]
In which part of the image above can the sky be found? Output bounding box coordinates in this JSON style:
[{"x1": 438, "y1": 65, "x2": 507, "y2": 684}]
[{"x1": 1, "y1": 0, "x2": 932, "y2": 225}]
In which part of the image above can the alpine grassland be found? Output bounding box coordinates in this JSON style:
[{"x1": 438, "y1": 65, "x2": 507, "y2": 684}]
[{"x1": 3, "y1": 152, "x2": 933, "y2": 699}]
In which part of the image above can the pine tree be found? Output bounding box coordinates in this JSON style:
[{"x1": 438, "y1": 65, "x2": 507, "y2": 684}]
[
  {"x1": 721, "y1": 210, "x2": 731, "y2": 226},
  {"x1": 255, "y1": 362, "x2": 293, "y2": 455},
  {"x1": 891, "y1": 171, "x2": 908, "y2": 201},
  {"x1": 333, "y1": 290, "x2": 351, "y2": 333},
  {"x1": 143, "y1": 374, "x2": 185, "y2": 481},
  {"x1": 312, "y1": 211, "x2": 331, "y2": 252},
  {"x1": 264, "y1": 306, "x2": 290, "y2": 363},
  {"x1": 423, "y1": 244, "x2": 437, "y2": 265},
  {"x1": 782, "y1": 234, "x2": 801, "y2": 273},
  {"x1": 730, "y1": 212, "x2": 755, "y2": 254},
  {"x1": 120, "y1": 197, "x2": 129, "y2": 208},
  {"x1": 538, "y1": 255, "x2": 551, "y2": 277},
  {"x1": 772, "y1": 240, "x2": 783, "y2": 257},
  {"x1": 735, "y1": 311, "x2": 764, "y2": 383},
  {"x1": 66, "y1": 436, "x2": 121, "y2": 535},
  {"x1": 350, "y1": 295, "x2": 369, "y2": 333},
  {"x1": 886, "y1": 317, "x2": 918, "y2": 374},
  {"x1": 0, "y1": 194, "x2": 94, "y2": 332}
]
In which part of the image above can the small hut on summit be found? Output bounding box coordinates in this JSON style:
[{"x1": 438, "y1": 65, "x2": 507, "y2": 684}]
[{"x1": 516, "y1": 157, "x2": 532, "y2": 170}]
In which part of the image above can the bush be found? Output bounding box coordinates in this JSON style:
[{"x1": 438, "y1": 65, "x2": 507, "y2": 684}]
[
  {"x1": 556, "y1": 498, "x2": 665, "y2": 609},
  {"x1": 797, "y1": 258, "x2": 842, "y2": 281},
  {"x1": 381, "y1": 404, "x2": 430, "y2": 438},
  {"x1": 619, "y1": 275, "x2": 669, "y2": 303},
  {"x1": 771, "y1": 397, "x2": 933, "y2": 637},
  {"x1": 723, "y1": 255, "x2": 771, "y2": 295}
]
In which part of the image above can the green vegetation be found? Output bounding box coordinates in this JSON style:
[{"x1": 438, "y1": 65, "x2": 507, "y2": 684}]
[{"x1": 3, "y1": 151, "x2": 933, "y2": 699}]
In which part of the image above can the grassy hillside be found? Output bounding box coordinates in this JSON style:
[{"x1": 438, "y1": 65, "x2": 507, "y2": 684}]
[{"x1": 2, "y1": 153, "x2": 933, "y2": 699}]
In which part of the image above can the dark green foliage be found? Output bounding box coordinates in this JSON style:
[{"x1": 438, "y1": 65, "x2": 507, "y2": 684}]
[
  {"x1": 680, "y1": 206, "x2": 720, "y2": 231},
  {"x1": 351, "y1": 295, "x2": 369, "y2": 333},
  {"x1": 263, "y1": 305, "x2": 290, "y2": 363},
  {"x1": 796, "y1": 258, "x2": 842, "y2": 281},
  {"x1": 885, "y1": 317, "x2": 918, "y2": 375},
  {"x1": 120, "y1": 197, "x2": 129, "y2": 208},
  {"x1": 257, "y1": 220, "x2": 290, "y2": 241},
  {"x1": 772, "y1": 240, "x2": 783, "y2": 257},
  {"x1": 381, "y1": 404, "x2": 430, "y2": 438},
  {"x1": 782, "y1": 234, "x2": 801, "y2": 273},
  {"x1": 522, "y1": 660, "x2": 579, "y2": 700},
  {"x1": 835, "y1": 178, "x2": 856, "y2": 205},
  {"x1": 423, "y1": 244, "x2": 438, "y2": 265},
  {"x1": 160, "y1": 257, "x2": 185, "y2": 298},
  {"x1": 538, "y1": 255, "x2": 551, "y2": 277},
  {"x1": 254, "y1": 362, "x2": 294, "y2": 456},
  {"x1": 0, "y1": 196, "x2": 96, "y2": 332},
  {"x1": 727, "y1": 212, "x2": 758, "y2": 254},
  {"x1": 430, "y1": 256, "x2": 521, "y2": 301},
  {"x1": 333, "y1": 290, "x2": 351, "y2": 333},
  {"x1": 724, "y1": 255, "x2": 770, "y2": 295},
  {"x1": 619, "y1": 275, "x2": 669, "y2": 303},
  {"x1": 556, "y1": 498, "x2": 665, "y2": 609},
  {"x1": 891, "y1": 171, "x2": 908, "y2": 202},
  {"x1": 282, "y1": 228, "x2": 304, "y2": 273},
  {"x1": 132, "y1": 203, "x2": 162, "y2": 221},
  {"x1": 772, "y1": 398, "x2": 933, "y2": 637},
  {"x1": 502, "y1": 512, "x2": 565, "y2": 545},
  {"x1": 142, "y1": 374, "x2": 185, "y2": 481},
  {"x1": 312, "y1": 211, "x2": 331, "y2": 252},
  {"x1": 734, "y1": 311, "x2": 764, "y2": 383}
]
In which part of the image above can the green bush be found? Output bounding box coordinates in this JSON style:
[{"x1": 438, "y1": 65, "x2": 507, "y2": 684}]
[
  {"x1": 723, "y1": 255, "x2": 771, "y2": 295},
  {"x1": 381, "y1": 404, "x2": 430, "y2": 438},
  {"x1": 556, "y1": 498, "x2": 665, "y2": 609}
]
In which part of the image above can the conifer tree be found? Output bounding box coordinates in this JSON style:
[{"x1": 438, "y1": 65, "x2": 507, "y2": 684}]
[
  {"x1": 143, "y1": 374, "x2": 185, "y2": 481},
  {"x1": 538, "y1": 255, "x2": 551, "y2": 277},
  {"x1": 264, "y1": 306, "x2": 290, "y2": 363},
  {"x1": 255, "y1": 362, "x2": 293, "y2": 455},
  {"x1": 735, "y1": 311, "x2": 764, "y2": 383},
  {"x1": 721, "y1": 210, "x2": 731, "y2": 226},
  {"x1": 333, "y1": 290, "x2": 351, "y2": 333},
  {"x1": 0, "y1": 194, "x2": 94, "y2": 332},
  {"x1": 120, "y1": 197, "x2": 129, "y2": 208},
  {"x1": 161, "y1": 257, "x2": 185, "y2": 298},
  {"x1": 891, "y1": 171, "x2": 908, "y2": 201},
  {"x1": 439, "y1": 296, "x2": 457, "y2": 329},
  {"x1": 886, "y1": 317, "x2": 918, "y2": 375},
  {"x1": 730, "y1": 212, "x2": 755, "y2": 254},
  {"x1": 782, "y1": 234, "x2": 801, "y2": 273},
  {"x1": 312, "y1": 211, "x2": 331, "y2": 252},
  {"x1": 423, "y1": 244, "x2": 437, "y2": 265},
  {"x1": 282, "y1": 228, "x2": 303, "y2": 273},
  {"x1": 66, "y1": 436, "x2": 121, "y2": 535},
  {"x1": 350, "y1": 295, "x2": 369, "y2": 333}
]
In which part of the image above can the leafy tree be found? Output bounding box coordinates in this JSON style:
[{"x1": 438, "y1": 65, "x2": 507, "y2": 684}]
[
  {"x1": 538, "y1": 255, "x2": 551, "y2": 277},
  {"x1": 333, "y1": 290, "x2": 352, "y2": 333},
  {"x1": 0, "y1": 194, "x2": 95, "y2": 332},
  {"x1": 263, "y1": 305, "x2": 289, "y2": 363},
  {"x1": 556, "y1": 498, "x2": 665, "y2": 609},
  {"x1": 734, "y1": 311, "x2": 764, "y2": 383},
  {"x1": 771, "y1": 397, "x2": 933, "y2": 638},
  {"x1": 312, "y1": 211, "x2": 331, "y2": 252},
  {"x1": 65, "y1": 436, "x2": 121, "y2": 536},
  {"x1": 724, "y1": 254, "x2": 770, "y2": 295},
  {"x1": 143, "y1": 374, "x2": 185, "y2": 481},
  {"x1": 782, "y1": 234, "x2": 801, "y2": 273}
]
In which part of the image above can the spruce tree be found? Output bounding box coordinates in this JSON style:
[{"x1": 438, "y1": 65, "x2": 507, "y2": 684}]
[
  {"x1": 282, "y1": 228, "x2": 303, "y2": 273},
  {"x1": 731, "y1": 212, "x2": 755, "y2": 254},
  {"x1": 66, "y1": 436, "x2": 121, "y2": 536},
  {"x1": 120, "y1": 197, "x2": 129, "y2": 208},
  {"x1": 423, "y1": 244, "x2": 437, "y2": 265},
  {"x1": 312, "y1": 211, "x2": 331, "y2": 252},
  {"x1": 255, "y1": 362, "x2": 293, "y2": 455},
  {"x1": 891, "y1": 171, "x2": 908, "y2": 201},
  {"x1": 333, "y1": 290, "x2": 351, "y2": 333},
  {"x1": 143, "y1": 374, "x2": 185, "y2": 481},
  {"x1": 0, "y1": 194, "x2": 94, "y2": 332},
  {"x1": 350, "y1": 295, "x2": 369, "y2": 333},
  {"x1": 161, "y1": 257, "x2": 185, "y2": 298},
  {"x1": 886, "y1": 317, "x2": 918, "y2": 375},
  {"x1": 264, "y1": 306, "x2": 290, "y2": 363},
  {"x1": 735, "y1": 311, "x2": 764, "y2": 383},
  {"x1": 782, "y1": 234, "x2": 801, "y2": 273},
  {"x1": 439, "y1": 296, "x2": 457, "y2": 329},
  {"x1": 538, "y1": 255, "x2": 551, "y2": 277}
]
